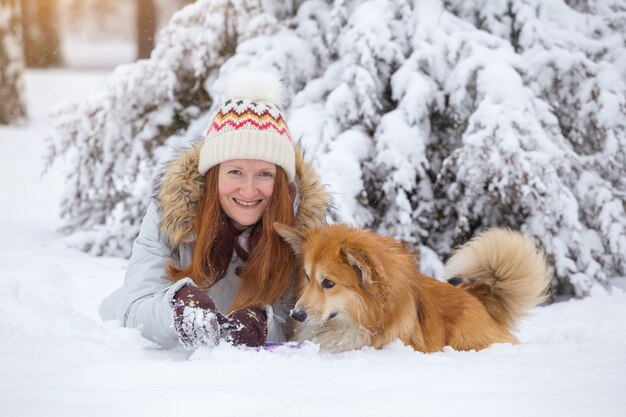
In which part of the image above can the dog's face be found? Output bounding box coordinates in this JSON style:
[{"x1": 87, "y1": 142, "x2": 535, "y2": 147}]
[{"x1": 274, "y1": 223, "x2": 378, "y2": 325}]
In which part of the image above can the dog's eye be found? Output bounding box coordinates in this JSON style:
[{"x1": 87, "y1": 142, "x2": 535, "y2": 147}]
[{"x1": 321, "y1": 278, "x2": 335, "y2": 289}]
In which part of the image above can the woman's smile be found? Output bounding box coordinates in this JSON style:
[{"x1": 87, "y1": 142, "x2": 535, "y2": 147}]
[{"x1": 233, "y1": 198, "x2": 262, "y2": 207}]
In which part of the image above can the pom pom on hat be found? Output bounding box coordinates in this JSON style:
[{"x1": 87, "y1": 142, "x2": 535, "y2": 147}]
[
  {"x1": 198, "y1": 69, "x2": 295, "y2": 182},
  {"x1": 224, "y1": 68, "x2": 286, "y2": 106}
]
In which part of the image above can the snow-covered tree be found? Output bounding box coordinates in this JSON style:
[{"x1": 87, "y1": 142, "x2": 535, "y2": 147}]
[
  {"x1": 0, "y1": 0, "x2": 27, "y2": 124},
  {"x1": 46, "y1": 0, "x2": 626, "y2": 298}
]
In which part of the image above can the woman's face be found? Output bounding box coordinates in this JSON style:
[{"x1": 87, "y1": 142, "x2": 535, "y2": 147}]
[{"x1": 218, "y1": 159, "x2": 277, "y2": 229}]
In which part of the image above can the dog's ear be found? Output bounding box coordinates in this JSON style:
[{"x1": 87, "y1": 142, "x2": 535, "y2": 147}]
[
  {"x1": 273, "y1": 222, "x2": 304, "y2": 255},
  {"x1": 341, "y1": 246, "x2": 378, "y2": 287}
]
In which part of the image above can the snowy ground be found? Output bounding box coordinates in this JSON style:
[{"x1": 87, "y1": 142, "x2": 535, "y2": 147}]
[{"x1": 1, "y1": 70, "x2": 626, "y2": 417}]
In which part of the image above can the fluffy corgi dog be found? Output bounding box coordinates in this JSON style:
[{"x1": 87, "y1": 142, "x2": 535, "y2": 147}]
[{"x1": 274, "y1": 224, "x2": 550, "y2": 353}]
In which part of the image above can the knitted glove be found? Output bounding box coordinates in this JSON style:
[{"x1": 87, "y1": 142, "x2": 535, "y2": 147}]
[
  {"x1": 173, "y1": 285, "x2": 223, "y2": 350},
  {"x1": 222, "y1": 306, "x2": 268, "y2": 348}
]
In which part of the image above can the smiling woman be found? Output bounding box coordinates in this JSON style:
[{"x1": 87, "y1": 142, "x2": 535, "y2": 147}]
[{"x1": 99, "y1": 68, "x2": 330, "y2": 351}]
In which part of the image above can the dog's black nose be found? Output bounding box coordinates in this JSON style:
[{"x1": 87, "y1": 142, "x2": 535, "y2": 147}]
[
  {"x1": 290, "y1": 309, "x2": 307, "y2": 322},
  {"x1": 447, "y1": 277, "x2": 463, "y2": 286}
]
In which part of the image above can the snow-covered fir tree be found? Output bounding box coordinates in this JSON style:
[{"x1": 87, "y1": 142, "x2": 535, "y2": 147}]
[
  {"x1": 46, "y1": 0, "x2": 626, "y2": 298},
  {"x1": 0, "y1": 0, "x2": 27, "y2": 124}
]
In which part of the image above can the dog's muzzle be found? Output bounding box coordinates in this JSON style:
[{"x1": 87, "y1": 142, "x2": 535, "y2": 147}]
[{"x1": 290, "y1": 308, "x2": 307, "y2": 323}]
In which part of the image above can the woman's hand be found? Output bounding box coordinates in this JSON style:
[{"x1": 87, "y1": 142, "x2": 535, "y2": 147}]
[
  {"x1": 173, "y1": 285, "x2": 222, "y2": 350},
  {"x1": 222, "y1": 307, "x2": 268, "y2": 347},
  {"x1": 174, "y1": 286, "x2": 268, "y2": 348}
]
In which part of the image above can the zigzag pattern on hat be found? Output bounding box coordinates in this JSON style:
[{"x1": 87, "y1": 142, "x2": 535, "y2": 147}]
[
  {"x1": 207, "y1": 108, "x2": 292, "y2": 140},
  {"x1": 209, "y1": 118, "x2": 292, "y2": 138},
  {"x1": 212, "y1": 108, "x2": 288, "y2": 127}
]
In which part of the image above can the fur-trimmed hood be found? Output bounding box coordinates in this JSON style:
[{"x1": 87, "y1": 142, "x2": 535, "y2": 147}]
[{"x1": 156, "y1": 142, "x2": 330, "y2": 247}]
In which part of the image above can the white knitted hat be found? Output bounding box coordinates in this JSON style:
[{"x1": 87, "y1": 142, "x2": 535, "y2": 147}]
[{"x1": 198, "y1": 69, "x2": 295, "y2": 182}]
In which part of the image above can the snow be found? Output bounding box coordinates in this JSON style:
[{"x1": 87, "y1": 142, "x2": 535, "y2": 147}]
[
  {"x1": 1, "y1": 69, "x2": 626, "y2": 417},
  {"x1": 176, "y1": 306, "x2": 220, "y2": 350}
]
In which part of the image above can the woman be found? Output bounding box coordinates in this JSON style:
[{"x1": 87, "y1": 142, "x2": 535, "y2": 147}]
[{"x1": 99, "y1": 69, "x2": 330, "y2": 349}]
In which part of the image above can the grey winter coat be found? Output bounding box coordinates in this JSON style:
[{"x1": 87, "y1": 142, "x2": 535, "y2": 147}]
[{"x1": 99, "y1": 143, "x2": 330, "y2": 347}]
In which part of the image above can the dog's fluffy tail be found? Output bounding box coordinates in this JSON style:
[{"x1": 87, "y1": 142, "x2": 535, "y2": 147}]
[{"x1": 444, "y1": 228, "x2": 551, "y2": 330}]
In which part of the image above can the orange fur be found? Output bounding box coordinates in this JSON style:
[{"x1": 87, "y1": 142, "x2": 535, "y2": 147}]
[{"x1": 274, "y1": 224, "x2": 550, "y2": 353}]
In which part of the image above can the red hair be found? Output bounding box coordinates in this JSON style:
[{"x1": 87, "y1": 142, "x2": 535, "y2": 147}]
[{"x1": 167, "y1": 165, "x2": 295, "y2": 312}]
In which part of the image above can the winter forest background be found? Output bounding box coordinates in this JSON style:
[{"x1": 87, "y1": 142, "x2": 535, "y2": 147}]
[{"x1": 3, "y1": 0, "x2": 626, "y2": 300}]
